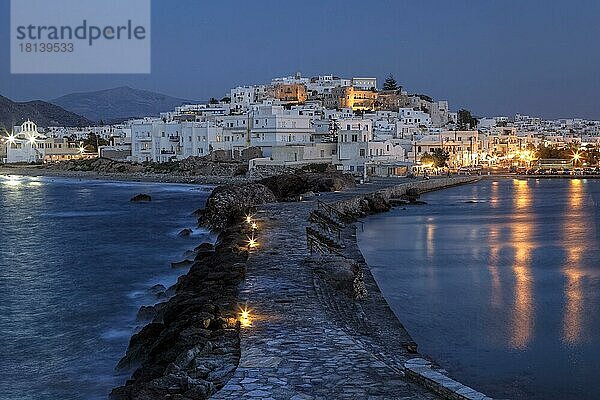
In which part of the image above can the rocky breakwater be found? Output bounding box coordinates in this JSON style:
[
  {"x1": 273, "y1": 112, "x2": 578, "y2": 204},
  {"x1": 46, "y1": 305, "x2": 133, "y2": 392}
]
[
  {"x1": 111, "y1": 170, "x2": 355, "y2": 400},
  {"x1": 333, "y1": 176, "x2": 480, "y2": 218},
  {"x1": 110, "y1": 186, "x2": 275, "y2": 400}
]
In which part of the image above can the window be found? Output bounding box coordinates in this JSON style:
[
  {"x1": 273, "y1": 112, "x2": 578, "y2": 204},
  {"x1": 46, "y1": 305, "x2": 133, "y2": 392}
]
[
  {"x1": 351, "y1": 134, "x2": 358, "y2": 142},
  {"x1": 359, "y1": 149, "x2": 365, "y2": 157}
]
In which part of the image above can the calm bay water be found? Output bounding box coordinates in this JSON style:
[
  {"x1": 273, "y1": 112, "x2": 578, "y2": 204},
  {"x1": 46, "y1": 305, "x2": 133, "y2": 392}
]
[
  {"x1": 358, "y1": 178, "x2": 600, "y2": 399},
  {"x1": 0, "y1": 175, "x2": 212, "y2": 400}
]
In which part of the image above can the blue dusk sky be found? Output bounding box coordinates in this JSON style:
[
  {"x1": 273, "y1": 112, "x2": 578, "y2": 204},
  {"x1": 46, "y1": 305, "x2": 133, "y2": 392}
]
[{"x1": 1, "y1": 0, "x2": 599, "y2": 119}]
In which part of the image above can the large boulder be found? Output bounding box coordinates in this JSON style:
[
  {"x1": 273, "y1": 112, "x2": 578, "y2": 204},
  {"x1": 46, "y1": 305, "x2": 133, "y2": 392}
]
[
  {"x1": 200, "y1": 183, "x2": 276, "y2": 230},
  {"x1": 259, "y1": 171, "x2": 355, "y2": 201},
  {"x1": 178, "y1": 228, "x2": 193, "y2": 237},
  {"x1": 311, "y1": 255, "x2": 367, "y2": 299},
  {"x1": 131, "y1": 193, "x2": 152, "y2": 202},
  {"x1": 364, "y1": 193, "x2": 391, "y2": 213}
]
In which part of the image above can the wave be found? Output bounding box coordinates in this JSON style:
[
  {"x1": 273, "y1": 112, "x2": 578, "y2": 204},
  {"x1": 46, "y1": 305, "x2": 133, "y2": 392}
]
[
  {"x1": 40, "y1": 210, "x2": 122, "y2": 218},
  {"x1": 100, "y1": 328, "x2": 133, "y2": 341}
]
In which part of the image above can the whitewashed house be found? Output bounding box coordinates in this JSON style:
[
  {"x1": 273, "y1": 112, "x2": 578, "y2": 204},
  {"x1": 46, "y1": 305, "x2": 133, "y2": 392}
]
[
  {"x1": 5, "y1": 121, "x2": 47, "y2": 163},
  {"x1": 247, "y1": 104, "x2": 314, "y2": 157},
  {"x1": 334, "y1": 119, "x2": 406, "y2": 175}
]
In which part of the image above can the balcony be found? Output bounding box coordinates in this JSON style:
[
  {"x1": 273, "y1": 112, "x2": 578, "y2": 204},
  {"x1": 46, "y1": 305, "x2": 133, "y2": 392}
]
[{"x1": 168, "y1": 135, "x2": 180, "y2": 142}]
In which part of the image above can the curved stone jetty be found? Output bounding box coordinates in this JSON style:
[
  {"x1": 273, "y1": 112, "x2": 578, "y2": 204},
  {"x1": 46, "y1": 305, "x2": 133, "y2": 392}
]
[{"x1": 211, "y1": 176, "x2": 491, "y2": 400}]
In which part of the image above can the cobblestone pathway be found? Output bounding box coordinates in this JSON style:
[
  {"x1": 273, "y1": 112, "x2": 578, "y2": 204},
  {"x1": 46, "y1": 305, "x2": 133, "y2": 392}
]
[{"x1": 211, "y1": 181, "x2": 443, "y2": 400}]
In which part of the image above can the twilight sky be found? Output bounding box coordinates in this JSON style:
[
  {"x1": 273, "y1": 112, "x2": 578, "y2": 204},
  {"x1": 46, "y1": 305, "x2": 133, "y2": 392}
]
[{"x1": 1, "y1": 0, "x2": 599, "y2": 119}]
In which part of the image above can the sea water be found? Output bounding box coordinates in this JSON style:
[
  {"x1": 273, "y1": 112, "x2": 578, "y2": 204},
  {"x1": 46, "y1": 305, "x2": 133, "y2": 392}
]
[
  {"x1": 358, "y1": 178, "x2": 600, "y2": 399},
  {"x1": 0, "y1": 175, "x2": 212, "y2": 400}
]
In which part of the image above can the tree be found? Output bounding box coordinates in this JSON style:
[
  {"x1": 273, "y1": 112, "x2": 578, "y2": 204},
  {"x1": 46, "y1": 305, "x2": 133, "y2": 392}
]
[
  {"x1": 208, "y1": 97, "x2": 219, "y2": 104},
  {"x1": 382, "y1": 74, "x2": 398, "y2": 91},
  {"x1": 535, "y1": 144, "x2": 571, "y2": 160},
  {"x1": 457, "y1": 109, "x2": 478, "y2": 130},
  {"x1": 583, "y1": 145, "x2": 600, "y2": 166},
  {"x1": 431, "y1": 148, "x2": 450, "y2": 168},
  {"x1": 82, "y1": 133, "x2": 108, "y2": 152},
  {"x1": 420, "y1": 152, "x2": 434, "y2": 165}
]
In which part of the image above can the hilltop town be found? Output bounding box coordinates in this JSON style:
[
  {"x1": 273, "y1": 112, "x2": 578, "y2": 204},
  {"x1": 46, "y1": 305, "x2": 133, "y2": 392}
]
[{"x1": 2, "y1": 73, "x2": 598, "y2": 177}]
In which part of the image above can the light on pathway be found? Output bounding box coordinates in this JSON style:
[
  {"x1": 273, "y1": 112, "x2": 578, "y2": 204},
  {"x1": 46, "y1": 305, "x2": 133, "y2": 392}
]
[
  {"x1": 247, "y1": 235, "x2": 258, "y2": 249},
  {"x1": 239, "y1": 306, "x2": 252, "y2": 327}
]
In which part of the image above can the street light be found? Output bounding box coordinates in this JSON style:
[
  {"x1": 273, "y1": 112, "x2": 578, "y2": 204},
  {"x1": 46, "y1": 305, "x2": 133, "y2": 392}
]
[{"x1": 572, "y1": 151, "x2": 582, "y2": 166}]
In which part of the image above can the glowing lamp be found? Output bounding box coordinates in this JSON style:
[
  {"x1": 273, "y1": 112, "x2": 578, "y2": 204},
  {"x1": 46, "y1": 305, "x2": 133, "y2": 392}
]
[
  {"x1": 239, "y1": 306, "x2": 252, "y2": 328},
  {"x1": 247, "y1": 235, "x2": 258, "y2": 249}
]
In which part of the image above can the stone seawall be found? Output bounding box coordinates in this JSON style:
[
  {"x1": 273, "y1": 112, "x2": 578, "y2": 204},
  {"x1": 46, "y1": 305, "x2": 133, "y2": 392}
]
[
  {"x1": 331, "y1": 176, "x2": 480, "y2": 216},
  {"x1": 325, "y1": 176, "x2": 496, "y2": 400},
  {"x1": 210, "y1": 176, "x2": 492, "y2": 400}
]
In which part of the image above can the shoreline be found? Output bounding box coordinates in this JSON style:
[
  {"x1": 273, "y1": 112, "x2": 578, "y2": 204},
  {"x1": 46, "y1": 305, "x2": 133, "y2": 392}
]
[{"x1": 0, "y1": 165, "x2": 251, "y2": 185}]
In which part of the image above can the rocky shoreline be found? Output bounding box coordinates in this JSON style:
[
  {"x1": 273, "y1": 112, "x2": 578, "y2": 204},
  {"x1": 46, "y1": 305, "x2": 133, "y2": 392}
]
[
  {"x1": 110, "y1": 220, "x2": 248, "y2": 399},
  {"x1": 110, "y1": 171, "x2": 357, "y2": 399},
  {"x1": 0, "y1": 165, "x2": 250, "y2": 185}
]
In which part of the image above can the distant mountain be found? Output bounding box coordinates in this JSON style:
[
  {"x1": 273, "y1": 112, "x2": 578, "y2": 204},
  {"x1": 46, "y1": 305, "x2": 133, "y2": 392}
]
[
  {"x1": 51, "y1": 86, "x2": 198, "y2": 122},
  {"x1": 0, "y1": 95, "x2": 91, "y2": 130}
]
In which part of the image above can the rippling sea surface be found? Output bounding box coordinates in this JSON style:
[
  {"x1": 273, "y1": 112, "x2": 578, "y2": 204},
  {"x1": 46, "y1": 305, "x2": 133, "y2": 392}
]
[
  {"x1": 358, "y1": 178, "x2": 600, "y2": 400},
  {"x1": 0, "y1": 175, "x2": 212, "y2": 400}
]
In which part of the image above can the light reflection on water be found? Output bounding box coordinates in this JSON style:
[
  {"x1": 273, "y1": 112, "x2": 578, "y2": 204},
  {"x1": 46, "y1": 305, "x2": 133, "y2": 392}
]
[
  {"x1": 358, "y1": 178, "x2": 600, "y2": 400},
  {"x1": 510, "y1": 179, "x2": 534, "y2": 350}
]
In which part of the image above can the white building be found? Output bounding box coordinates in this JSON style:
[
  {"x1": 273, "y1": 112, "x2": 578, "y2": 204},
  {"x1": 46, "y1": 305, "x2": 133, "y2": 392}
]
[
  {"x1": 247, "y1": 104, "x2": 314, "y2": 157},
  {"x1": 351, "y1": 77, "x2": 377, "y2": 90},
  {"x1": 130, "y1": 119, "x2": 228, "y2": 163},
  {"x1": 396, "y1": 108, "x2": 431, "y2": 138},
  {"x1": 410, "y1": 130, "x2": 480, "y2": 167},
  {"x1": 5, "y1": 121, "x2": 47, "y2": 163},
  {"x1": 229, "y1": 85, "x2": 268, "y2": 113},
  {"x1": 334, "y1": 118, "x2": 406, "y2": 174}
]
